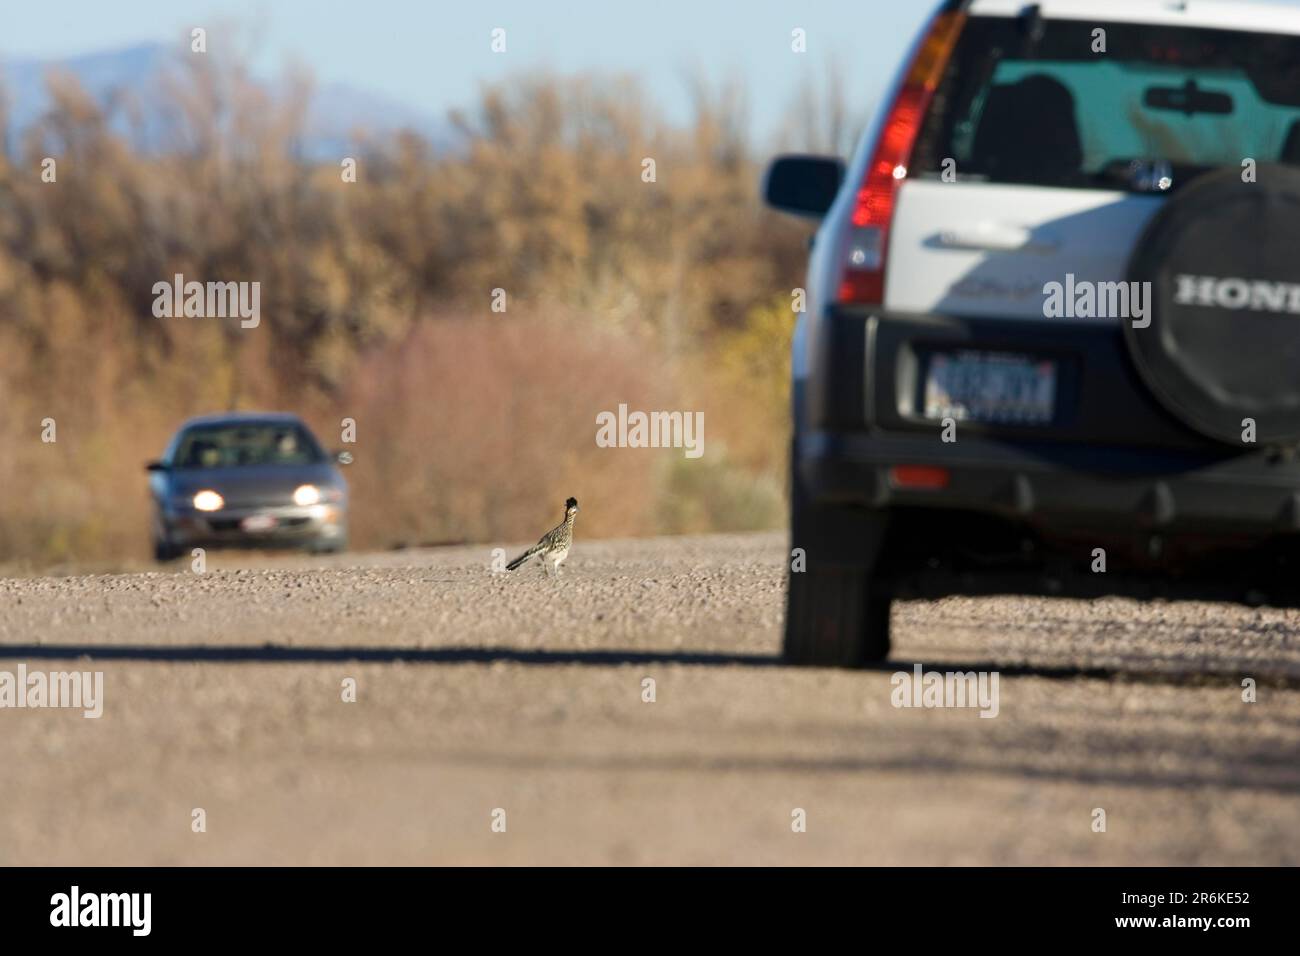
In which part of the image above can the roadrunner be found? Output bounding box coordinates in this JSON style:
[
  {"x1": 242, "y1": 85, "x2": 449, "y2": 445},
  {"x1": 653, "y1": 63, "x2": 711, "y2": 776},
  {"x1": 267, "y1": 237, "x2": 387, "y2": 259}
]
[{"x1": 506, "y1": 497, "x2": 580, "y2": 577}]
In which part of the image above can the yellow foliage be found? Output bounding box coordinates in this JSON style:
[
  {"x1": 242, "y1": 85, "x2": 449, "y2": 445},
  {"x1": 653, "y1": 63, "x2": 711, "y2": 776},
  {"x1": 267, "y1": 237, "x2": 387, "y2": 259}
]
[{"x1": 0, "y1": 60, "x2": 810, "y2": 564}]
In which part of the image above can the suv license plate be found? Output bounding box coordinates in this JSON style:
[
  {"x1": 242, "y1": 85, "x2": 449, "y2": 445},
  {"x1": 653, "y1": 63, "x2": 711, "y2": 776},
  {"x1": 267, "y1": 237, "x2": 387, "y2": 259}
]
[{"x1": 923, "y1": 351, "x2": 1056, "y2": 424}]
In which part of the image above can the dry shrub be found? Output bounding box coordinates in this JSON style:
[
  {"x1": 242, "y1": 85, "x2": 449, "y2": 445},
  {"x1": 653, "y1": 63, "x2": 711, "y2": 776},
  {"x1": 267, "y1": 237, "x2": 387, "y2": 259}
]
[{"x1": 340, "y1": 311, "x2": 668, "y2": 549}]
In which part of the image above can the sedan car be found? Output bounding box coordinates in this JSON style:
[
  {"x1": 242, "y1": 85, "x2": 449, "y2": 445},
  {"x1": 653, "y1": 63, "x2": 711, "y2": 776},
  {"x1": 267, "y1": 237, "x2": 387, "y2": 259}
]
[{"x1": 147, "y1": 413, "x2": 349, "y2": 560}]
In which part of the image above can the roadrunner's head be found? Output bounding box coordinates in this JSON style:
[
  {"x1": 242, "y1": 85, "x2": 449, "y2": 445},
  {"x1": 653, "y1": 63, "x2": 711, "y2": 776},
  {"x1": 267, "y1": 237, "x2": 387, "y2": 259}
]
[{"x1": 565, "y1": 497, "x2": 580, "y2": 516}]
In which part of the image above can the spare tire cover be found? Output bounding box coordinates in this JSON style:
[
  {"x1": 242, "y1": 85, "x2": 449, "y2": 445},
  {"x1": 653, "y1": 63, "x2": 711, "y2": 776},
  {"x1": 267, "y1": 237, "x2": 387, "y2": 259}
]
[{"x1": 1124, "y1": 164, "x2": 1300, "y2": 445}]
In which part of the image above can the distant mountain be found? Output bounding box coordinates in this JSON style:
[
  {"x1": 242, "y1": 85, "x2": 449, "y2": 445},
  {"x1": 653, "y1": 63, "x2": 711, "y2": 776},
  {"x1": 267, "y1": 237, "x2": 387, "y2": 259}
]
[{"x1": 0, "y1": 41, "x2": 458, "y2": 157}]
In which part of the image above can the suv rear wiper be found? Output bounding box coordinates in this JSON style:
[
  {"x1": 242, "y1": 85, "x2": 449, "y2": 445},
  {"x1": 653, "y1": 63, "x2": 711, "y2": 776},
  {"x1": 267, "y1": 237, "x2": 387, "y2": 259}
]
[
  {"x1": 1096, "y1": 158, "x2": 1228, "y2": 193},
  {"x1": 1096, "y1": 158, "x2": 1196, "y2": 193},
  {"x1": 1109, "y1": 158, "x2": 1173, "y2": 192}
]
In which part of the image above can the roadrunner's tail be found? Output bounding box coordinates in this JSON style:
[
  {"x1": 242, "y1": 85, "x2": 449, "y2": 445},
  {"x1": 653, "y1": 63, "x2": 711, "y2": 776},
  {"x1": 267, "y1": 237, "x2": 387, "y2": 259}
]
[{"x1": 505, "y1": 544, "x2": 542, "y2": 571}]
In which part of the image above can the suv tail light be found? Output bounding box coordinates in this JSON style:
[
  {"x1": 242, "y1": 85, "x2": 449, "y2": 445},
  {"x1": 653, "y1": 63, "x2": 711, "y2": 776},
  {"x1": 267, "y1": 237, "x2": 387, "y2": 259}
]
[{"x1": 837, "y1": 9, "x2": 965, "y2": 305}]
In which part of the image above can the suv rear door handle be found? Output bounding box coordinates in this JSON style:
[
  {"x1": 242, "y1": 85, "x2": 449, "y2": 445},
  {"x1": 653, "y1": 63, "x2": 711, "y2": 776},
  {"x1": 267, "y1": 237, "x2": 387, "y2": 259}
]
[{"x1": 932, "y1": 225, "x2": 1058, "y2": 253}]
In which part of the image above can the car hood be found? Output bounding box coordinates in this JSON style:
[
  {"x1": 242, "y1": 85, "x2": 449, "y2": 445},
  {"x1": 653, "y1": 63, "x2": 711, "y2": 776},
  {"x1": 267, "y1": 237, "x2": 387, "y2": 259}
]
[{"x1": 167, "y1": 464, "x2": 344, "y2": 506}]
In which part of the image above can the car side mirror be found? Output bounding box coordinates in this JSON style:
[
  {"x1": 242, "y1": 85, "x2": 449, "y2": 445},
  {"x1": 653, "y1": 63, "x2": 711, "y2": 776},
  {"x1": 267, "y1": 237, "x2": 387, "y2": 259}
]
[
  {"x1": 763, "y1": 154, "x2": 846, "y2": 218},
  {"x1": 145, "y1": 460, "x2": 168, "y2": 473}
]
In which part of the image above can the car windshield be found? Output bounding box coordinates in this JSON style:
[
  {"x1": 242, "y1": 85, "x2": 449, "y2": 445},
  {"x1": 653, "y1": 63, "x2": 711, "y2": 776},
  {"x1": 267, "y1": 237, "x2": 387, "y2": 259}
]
[
  {"x1": 173, "y1": 422, "x2": 325, "y2": 468},
  {"x1": 913, "y1": 16, "x2": 1300, "y2": 192}
]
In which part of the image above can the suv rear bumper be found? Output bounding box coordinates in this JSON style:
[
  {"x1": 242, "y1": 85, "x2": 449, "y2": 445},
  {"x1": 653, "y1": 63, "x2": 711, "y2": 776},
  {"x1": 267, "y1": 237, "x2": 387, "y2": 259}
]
[
  {"x1": 801, "y1": 308, "x2": 1300, "y2": 536},
  {"x1": 801, "y1": 429, "x2": 1300, "y2": 535}
]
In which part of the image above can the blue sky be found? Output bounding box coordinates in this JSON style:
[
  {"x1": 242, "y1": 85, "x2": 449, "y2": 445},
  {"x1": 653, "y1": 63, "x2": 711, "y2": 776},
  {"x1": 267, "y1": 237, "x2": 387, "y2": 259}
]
[{"x1": 0, "y1": 0, "x2": 934, "y2": 143}]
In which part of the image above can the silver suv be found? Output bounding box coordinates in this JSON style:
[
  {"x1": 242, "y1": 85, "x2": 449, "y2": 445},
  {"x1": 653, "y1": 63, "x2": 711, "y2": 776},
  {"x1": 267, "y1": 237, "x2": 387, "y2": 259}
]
[{"x1": 765, "y1": 0, "x2": 1300, "y2": 665}]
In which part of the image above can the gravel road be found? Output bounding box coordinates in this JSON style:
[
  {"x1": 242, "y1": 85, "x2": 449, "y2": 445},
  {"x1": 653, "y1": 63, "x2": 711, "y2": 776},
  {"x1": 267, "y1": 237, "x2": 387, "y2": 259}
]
[{"x1": 2, "y1": 532, "x2": 1298, "y2": 865}]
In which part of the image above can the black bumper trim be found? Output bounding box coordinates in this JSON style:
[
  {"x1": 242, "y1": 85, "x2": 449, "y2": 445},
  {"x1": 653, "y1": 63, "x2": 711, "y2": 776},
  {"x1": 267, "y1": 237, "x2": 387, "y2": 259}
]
[{"x1": 801, "y1": 430, "x2": 1300, "y2": 533}]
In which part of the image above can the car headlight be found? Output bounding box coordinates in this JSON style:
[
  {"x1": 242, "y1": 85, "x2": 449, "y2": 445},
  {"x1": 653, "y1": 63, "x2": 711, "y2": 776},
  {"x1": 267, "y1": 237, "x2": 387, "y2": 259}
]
[
  {"x1": 193, "y1": 490, "x2": 224, "y2": 512},
  {"x1": 293, "y1": 484, "x2": 322, "y2": 506}
]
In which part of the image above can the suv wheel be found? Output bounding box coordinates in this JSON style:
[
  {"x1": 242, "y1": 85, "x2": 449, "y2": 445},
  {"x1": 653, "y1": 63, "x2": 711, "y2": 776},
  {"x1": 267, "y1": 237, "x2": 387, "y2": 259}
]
[{"x1": 783, "y1": 453, "x2": 892, "y2": 667}]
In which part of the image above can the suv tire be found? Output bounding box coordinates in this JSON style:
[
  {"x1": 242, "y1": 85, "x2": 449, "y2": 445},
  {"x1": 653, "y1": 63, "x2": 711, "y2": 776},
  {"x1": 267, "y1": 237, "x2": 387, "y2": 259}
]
[{"x1": 783, "y1": 450, "x2": 892, "y2": 667}]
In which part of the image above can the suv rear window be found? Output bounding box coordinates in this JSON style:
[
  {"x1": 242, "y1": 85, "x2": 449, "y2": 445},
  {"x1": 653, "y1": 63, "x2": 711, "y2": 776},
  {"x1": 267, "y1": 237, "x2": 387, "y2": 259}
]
[{"x1": 913, "y1": 15, "x2": 1300, "y2": 192}]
